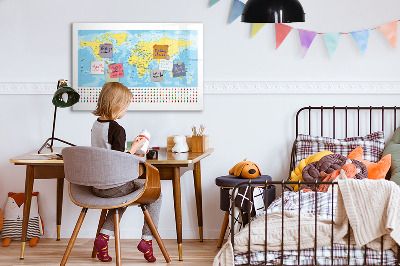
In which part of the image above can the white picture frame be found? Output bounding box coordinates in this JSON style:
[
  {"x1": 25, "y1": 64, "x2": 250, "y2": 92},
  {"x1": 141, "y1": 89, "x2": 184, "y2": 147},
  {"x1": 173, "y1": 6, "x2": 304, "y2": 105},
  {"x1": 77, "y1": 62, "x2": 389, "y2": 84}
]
[{"x1": 72, "y1": 23, "x2": 203, "y2": 111}]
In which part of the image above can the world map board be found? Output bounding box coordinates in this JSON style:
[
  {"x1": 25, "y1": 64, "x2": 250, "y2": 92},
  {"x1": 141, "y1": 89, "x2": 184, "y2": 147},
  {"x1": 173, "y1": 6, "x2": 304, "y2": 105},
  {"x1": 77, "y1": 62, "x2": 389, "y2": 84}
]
[{"x1": 72, "y1": 23, "x2": 203, "y2": 110}]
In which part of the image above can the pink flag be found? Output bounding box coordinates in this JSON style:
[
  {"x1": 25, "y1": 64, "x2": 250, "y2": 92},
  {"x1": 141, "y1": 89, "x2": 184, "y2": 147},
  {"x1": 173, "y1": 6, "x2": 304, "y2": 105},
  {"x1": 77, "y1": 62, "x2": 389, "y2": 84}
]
[
  {"x1": 378, "y1": 21, "x2": 398, "y2": 50},
  {"x1": 298, "y1": 29, "x2": 317, "y2": 58},
  {"x1": 275, "y1": 23, "x2": 293, "y2": 49}
]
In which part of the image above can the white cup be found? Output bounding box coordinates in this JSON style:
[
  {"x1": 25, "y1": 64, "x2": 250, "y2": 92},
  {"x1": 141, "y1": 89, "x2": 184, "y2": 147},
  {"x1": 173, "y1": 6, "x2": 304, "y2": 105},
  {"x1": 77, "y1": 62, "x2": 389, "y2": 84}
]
[{"x1": 135, "y1": 129, "x2": 150, "y2": 154}]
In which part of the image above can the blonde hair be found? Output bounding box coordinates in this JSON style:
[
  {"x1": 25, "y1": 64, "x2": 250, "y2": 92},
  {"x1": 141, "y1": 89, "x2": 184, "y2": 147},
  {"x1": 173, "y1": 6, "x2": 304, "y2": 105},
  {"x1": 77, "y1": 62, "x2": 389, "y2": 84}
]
[{"x1": 93, "y1": 82, "x2": 132, "y2": 120}]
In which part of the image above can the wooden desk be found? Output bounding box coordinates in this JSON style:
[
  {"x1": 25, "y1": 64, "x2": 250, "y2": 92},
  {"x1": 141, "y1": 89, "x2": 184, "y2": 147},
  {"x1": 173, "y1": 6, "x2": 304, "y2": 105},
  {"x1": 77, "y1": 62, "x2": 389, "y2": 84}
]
[{"x1": 10, "y1": 147, "x2": 213, "y2": 261}]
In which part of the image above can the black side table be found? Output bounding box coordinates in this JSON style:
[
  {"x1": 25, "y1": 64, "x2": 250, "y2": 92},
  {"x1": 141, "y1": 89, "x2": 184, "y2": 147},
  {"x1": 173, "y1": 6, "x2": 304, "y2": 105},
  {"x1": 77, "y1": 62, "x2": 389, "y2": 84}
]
[{"x1": 215, "y1": 175, "x2": 275, "y2": 248}]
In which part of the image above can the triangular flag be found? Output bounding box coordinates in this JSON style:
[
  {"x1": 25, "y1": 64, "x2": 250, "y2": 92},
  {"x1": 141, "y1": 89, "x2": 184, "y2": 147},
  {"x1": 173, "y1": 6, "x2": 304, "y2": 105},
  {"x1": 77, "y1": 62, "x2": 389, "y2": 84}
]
[
  {"x1": 251, "y1": 23, "x2": 266, "y2": 38},
  {"x1": 229, "y1": 0, "x2": 245, "y2": 24},
  {"x1": 323, "y1": 33, "x2": 341, "y2": 58},
  {"x1": 275, "y1": 23, "x2": 293, "y2": 49},
  {"x1": 351, "y1": 29, "x2": 370, "y2": 55},
  {"x1": 378, "y1": 21, "x2": 397, "y2": 50},
  {"x1": 298, "y1": 29, "x2": 317, "y2": 58},
  {"x1": 209, "y1": 0, "x2": 220, "y2": 7}
]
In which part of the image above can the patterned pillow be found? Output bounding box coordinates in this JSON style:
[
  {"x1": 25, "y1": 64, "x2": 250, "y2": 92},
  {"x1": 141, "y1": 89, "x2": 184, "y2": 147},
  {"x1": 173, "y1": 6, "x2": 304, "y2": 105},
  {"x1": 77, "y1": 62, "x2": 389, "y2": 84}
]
[{"x1": 294, "y1": 131, "x2": 385, "y2": 166}]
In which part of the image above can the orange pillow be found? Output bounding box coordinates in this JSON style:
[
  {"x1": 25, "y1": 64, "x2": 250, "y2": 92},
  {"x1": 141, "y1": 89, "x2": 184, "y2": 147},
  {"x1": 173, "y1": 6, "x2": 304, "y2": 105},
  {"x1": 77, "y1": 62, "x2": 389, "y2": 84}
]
[{"x1": 347, "y1": 146, "x2": 391, "y2": 180}]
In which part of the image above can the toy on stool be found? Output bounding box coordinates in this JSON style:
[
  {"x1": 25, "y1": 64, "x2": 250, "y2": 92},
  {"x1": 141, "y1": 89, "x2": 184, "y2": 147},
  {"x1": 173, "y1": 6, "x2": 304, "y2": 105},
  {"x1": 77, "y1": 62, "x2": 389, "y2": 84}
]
[
  {"x1": 229, "y1": 159, "x2": 261, "y2": 179},
  {"x1": 1, "y1": 192, "x2": 44, "y2": 247}
]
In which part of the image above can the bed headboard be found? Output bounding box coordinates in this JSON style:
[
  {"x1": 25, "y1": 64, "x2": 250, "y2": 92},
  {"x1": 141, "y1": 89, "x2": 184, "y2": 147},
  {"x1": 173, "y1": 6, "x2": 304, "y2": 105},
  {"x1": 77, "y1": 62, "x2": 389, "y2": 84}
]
[{"x1": 290, "y1": 106, "x2": 400, "y2": 179}]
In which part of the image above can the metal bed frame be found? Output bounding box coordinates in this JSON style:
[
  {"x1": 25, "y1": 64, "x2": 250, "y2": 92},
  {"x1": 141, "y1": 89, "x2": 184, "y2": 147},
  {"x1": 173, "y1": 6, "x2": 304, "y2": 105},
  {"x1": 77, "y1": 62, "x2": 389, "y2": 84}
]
[{"x1": 230, "y1": 106, "x2": 400, "y2": 266}]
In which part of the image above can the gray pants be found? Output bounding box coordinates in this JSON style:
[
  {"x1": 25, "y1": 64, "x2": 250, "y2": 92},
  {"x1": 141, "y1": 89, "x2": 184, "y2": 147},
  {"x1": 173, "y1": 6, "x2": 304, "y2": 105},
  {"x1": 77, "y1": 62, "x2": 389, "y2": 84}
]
[{"x1": 92, "y1": 180, "x2": 162, "y2": 240}]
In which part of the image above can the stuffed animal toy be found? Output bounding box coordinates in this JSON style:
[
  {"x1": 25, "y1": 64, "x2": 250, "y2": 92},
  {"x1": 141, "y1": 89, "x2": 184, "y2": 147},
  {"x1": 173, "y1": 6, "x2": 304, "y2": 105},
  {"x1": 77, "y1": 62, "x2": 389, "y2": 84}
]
[
  {"x1": 229, "y1": 159, "x2": 261, "y2": 179},
  {"x1": 1, "y1": 192, "x2": 44, "y2": 247},
  {"x1": 172, "y1": 135, "x2": 189, "y2": 153}
]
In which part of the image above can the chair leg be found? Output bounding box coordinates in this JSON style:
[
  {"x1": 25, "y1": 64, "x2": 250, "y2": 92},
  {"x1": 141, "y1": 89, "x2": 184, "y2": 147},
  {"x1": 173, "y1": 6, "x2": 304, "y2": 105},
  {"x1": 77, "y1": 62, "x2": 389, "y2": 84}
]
[
  {"x1": 217, "y1": 211, "x2": 230, "y2": 248},
  {"x1": 114, "y1": 209, "x2": 121, "y2": 266},
  {"x1": 141, "y1": 205, "x2": 171, "y2": 263},
  {"x1": 60, "y1": 208, "x2": 88, "y2": 266},
  {"x1": 91, "y1": 209, "x2": 108, "y2": 258}
]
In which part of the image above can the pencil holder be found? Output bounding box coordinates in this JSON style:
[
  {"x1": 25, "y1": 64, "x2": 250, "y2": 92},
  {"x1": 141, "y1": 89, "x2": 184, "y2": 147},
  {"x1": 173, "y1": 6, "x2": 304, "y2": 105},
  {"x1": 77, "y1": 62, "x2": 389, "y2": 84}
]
[{"x1": 191, "y1": 135, "x2": 209, "y2": 153}]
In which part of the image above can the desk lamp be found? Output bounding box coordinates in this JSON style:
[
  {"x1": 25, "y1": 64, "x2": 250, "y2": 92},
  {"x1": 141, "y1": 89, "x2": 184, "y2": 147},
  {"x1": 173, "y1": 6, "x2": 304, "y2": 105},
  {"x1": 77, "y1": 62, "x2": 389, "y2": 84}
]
[
  {"x1": 241, "y1": 0, "x2": 305, "y2": 23},
  {"x1": 38, "y1": 79, "x2": 80, "y2": 154}
]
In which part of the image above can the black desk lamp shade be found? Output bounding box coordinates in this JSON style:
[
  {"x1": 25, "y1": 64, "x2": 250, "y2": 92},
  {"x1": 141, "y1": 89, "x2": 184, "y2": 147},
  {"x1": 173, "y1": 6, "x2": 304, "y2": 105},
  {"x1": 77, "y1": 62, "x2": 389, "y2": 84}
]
[
  {"x1": 38, "y1": 80, "x2": 80, "y2": 153},
  {"x1": 241, "y1": 0, "x2": 305, "y2": 23},
  {"x1": 52, "y1": 84, "x2": 80, "y2": 108}
]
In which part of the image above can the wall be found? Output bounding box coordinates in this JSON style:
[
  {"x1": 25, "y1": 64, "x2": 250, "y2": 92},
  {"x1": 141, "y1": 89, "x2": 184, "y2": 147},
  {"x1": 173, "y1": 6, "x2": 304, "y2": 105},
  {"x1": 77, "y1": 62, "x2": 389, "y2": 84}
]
[{"x1": 1, "y1": 0, "x2": 400, "y2": 239}]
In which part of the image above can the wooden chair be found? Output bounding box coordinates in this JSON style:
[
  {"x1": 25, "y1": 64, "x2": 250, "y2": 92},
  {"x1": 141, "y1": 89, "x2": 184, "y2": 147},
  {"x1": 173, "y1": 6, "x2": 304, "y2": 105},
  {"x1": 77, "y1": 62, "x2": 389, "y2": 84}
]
[{"x1": 60, "y1": 146, "x2": 171, "y2": 265}]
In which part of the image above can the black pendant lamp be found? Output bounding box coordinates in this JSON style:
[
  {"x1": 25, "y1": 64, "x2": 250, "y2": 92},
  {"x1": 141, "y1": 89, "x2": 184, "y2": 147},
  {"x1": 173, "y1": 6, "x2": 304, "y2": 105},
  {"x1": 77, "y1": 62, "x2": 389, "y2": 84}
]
[{"x1": 242, "y1": 0, "x2": 305, "y2": 23}]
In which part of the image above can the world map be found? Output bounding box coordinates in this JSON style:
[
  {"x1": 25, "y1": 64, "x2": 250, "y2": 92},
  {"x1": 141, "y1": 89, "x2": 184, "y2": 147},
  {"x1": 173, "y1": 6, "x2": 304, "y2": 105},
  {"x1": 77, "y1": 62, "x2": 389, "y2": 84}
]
[{"x1": 77, "y1": 30, "x2": 199, "y2": 88}]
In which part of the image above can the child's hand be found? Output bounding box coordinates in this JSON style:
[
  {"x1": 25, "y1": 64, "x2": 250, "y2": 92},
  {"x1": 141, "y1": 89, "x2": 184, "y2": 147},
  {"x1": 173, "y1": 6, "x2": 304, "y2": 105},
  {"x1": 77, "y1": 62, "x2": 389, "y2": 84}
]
[{"x1": 128, "y1": 137, "x2": 147, "y2": 155}]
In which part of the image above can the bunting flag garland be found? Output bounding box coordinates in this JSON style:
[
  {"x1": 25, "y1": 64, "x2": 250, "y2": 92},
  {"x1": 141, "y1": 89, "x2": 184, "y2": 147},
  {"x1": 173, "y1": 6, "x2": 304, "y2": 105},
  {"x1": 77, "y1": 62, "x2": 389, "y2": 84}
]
[
  {"x1": 229, "y1": 0, "x2": 245, "y2": 24},
  {"x1": 251, "y1": 23, "x2": 266, "y2": 38},
  {"x1": 210, "y1": 5, "x2": 400, "y2": 57},
  {"x1": 378, "y1": 21, "x2": 398, "y2": 50},
  {"x1": 351, "y1": 29, "x2": 370, "y2": 55},
  {"x1": 275, "y1": 23, "x2": 293, "y2": 49},
  {"x1": 323, "y1": 33, "x2": 341, "y2": 58},
  {"x1": 298, "y1": 30, "x2": 317, "y2": 58},
  {"x1": 209, "y1": 0, "x2": 220, "y2": 8}
]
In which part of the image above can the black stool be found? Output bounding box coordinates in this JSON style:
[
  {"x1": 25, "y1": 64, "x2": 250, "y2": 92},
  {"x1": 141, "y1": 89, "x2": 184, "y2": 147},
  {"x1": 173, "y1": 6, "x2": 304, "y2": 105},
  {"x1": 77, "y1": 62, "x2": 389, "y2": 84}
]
[{"x1": 215, "y1": 175, "x2": 275, "y2": 248}]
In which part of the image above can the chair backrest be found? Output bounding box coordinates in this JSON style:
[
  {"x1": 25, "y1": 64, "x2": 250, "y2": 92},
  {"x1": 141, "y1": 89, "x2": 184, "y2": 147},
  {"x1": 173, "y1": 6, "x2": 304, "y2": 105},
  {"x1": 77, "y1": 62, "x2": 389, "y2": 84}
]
[{"x1": 62, "y1": 146, "x2": 145, "y2": 187}]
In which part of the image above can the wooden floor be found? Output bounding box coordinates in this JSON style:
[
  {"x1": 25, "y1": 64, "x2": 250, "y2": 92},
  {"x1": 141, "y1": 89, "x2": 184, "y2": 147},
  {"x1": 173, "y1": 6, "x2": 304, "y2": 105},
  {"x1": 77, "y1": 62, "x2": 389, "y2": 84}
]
[{"x1": 0, "y1": 239, "x2": 221, "y2": 265}]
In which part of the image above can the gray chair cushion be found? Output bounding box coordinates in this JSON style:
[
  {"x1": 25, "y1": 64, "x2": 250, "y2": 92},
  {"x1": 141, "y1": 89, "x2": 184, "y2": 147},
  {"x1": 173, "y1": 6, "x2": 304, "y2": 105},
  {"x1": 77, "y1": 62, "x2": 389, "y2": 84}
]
[{"x1": 69, "y1": 180, "x2": 145, "y2": 208}]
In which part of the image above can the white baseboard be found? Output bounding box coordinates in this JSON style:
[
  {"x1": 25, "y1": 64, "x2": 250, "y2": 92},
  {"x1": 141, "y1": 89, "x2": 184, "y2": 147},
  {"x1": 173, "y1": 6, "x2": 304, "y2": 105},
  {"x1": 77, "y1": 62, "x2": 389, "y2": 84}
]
[{"x1": 1, "y1": 81, "x2": 400, "y2": 94}]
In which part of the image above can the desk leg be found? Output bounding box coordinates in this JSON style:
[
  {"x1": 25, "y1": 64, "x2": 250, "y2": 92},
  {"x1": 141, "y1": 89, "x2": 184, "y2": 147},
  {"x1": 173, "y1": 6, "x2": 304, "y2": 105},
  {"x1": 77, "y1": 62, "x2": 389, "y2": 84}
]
[
  {"x1": 172, "y1": 167, "x2": 183, "y2": 261},
  {"x1": 56, "y1": 178, "x2": 64, "y2": 241},
  {"x1": 20, "y1": 165, "x2": 35, "y2": 259},
  {"x1": 193, "y1": 161, "x2": 203, "y2": 242}
]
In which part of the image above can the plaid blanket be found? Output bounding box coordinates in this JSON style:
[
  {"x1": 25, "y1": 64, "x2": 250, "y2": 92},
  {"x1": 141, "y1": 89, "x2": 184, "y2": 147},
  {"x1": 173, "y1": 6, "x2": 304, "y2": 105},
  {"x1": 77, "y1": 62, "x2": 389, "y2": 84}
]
[
  {"x1": 234, "y1": 191, "x2": 397, "y2": 265},
  {"x1": 234, "y1": 244, "x2": 397, "y2": 265}
]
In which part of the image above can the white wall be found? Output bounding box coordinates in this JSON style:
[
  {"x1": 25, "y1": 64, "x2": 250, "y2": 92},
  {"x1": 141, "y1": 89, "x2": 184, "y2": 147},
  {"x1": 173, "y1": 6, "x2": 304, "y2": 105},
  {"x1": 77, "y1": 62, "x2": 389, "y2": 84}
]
[{"x1": 1, "y1": 0, "x2": 400, "y2": 239}]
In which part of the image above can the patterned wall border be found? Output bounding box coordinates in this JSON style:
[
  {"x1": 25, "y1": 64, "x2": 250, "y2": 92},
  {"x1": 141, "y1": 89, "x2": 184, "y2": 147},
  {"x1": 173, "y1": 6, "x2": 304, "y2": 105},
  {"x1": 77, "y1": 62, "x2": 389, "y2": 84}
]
[{"x1": 0, "y1": 81, "x2": 400, "y2": 94}]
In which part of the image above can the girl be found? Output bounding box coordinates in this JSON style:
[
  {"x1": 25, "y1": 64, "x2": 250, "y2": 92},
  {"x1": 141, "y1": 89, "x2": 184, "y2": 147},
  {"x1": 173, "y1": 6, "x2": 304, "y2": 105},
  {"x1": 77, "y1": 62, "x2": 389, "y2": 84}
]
[{"x1": 91, "y1": 82, "x2": 161, "y2": 263}]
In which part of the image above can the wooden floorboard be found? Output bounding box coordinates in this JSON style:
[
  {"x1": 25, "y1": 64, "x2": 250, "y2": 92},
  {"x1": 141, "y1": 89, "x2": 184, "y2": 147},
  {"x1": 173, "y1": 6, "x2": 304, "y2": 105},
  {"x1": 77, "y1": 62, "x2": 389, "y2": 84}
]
[{"x1": 0, "y1": 239, "x2": 222, "y2": 265}]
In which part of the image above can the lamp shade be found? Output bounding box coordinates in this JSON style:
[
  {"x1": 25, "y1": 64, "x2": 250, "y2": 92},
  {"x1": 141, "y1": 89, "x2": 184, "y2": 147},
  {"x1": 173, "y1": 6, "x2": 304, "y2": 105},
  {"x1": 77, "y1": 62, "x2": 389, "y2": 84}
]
[
  {"x1": 52, "y1": 84, "x2": 80, "y2": 108},
  {"x1": 241, "y1": 0, "x2": 305, "y2": 23}
]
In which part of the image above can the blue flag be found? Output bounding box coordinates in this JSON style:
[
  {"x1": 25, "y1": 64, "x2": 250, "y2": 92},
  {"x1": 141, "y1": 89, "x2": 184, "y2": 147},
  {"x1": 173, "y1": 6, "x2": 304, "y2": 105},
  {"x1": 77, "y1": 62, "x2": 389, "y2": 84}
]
[
  {"x1": 209, "y1": 0, "x2": 221, "y2": 7},
  {"x1": 323, "y1": 33, "x2": 341, "y2": 58},
  {"x1": 229, "y1": 0, "x2": 245, "y2": 23},
  {"x1": 351, "y1": 29, "x2": 370, "y2": 55}
]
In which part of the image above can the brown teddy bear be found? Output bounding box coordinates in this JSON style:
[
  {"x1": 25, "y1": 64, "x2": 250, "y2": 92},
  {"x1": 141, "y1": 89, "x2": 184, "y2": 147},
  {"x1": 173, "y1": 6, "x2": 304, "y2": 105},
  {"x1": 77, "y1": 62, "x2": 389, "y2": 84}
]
[{"x1": 229, "y1": 159, "x2": 261, "y2": 179}]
